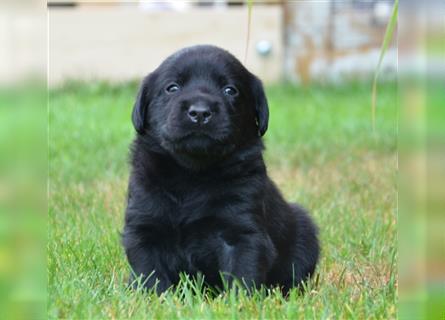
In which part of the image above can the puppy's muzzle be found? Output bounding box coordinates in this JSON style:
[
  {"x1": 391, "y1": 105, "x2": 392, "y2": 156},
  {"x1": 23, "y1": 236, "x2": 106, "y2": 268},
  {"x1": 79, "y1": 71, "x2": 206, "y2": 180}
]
[
  {"x1": 188, "y1": 103, "x2": 212, "y2": 124},
  {"x1": 180, "y1": 94, "x2": 220, "y2": 126}
]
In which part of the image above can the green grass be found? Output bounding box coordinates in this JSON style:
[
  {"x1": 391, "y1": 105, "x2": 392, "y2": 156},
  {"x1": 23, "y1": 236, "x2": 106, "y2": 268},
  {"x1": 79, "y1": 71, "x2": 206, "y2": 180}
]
[{"x1": 48, "y1": 81, "x2": 397, "y2": 319}]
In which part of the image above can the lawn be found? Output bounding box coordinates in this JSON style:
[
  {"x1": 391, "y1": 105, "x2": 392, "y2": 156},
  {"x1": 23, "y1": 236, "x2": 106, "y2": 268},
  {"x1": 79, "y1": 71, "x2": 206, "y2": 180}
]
[{"x1": 48, "y1": 81, "x2": 397, "y2": 319}]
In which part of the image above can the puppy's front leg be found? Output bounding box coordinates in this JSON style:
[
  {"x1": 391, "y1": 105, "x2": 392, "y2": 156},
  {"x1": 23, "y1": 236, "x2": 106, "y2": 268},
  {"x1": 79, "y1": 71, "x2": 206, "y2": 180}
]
[
  {"x1": 218, "y1": 232, "x2": 276, "y2": 290},
  {"x1": 123, "y1": 236, "x2": 173, "y2": 294}
]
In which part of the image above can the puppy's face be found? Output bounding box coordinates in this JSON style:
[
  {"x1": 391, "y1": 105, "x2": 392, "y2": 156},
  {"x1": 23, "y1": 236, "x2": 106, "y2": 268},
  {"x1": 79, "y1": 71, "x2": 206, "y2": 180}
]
[{"x1": 132, "y1": 46, "x2": 269, "y2": 161}]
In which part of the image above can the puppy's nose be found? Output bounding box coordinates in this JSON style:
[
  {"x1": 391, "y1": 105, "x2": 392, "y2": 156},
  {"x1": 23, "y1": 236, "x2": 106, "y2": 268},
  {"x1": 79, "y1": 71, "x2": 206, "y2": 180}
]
[{"x1": 187, "y1": 104, "x2": 212, "y2": 124}]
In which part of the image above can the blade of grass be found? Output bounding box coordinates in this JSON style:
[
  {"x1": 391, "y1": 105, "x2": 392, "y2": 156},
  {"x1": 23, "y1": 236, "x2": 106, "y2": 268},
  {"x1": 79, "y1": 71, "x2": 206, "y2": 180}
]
[
  {"x1": 244, "y1": 0, "x2": 253, "y2": 63},
  {"x1": 372, "y1": 0, "x2": 398, "y2": 131}
]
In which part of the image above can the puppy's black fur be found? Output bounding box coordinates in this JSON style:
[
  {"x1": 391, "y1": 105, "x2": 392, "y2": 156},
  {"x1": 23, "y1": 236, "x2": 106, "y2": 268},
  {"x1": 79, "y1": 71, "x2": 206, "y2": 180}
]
[{"x1": 122, "y1": 45, "x2": 319, "y2": 294}]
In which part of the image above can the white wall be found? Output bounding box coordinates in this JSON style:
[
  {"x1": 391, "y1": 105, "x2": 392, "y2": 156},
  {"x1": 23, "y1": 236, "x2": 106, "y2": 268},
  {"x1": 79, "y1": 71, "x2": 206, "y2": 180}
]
[{"x1": 48, "y1": 6, "x2": 282, "y2": 86}]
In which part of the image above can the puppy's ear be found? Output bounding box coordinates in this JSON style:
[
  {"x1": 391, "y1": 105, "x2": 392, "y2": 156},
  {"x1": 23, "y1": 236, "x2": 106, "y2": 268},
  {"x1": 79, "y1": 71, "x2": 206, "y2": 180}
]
[
  {"x1": 250, "y1": 76, "x2": 269, "y2": 136},
  {"x1": 132, "y1": 74, "x2": 155, "y2": 134}
]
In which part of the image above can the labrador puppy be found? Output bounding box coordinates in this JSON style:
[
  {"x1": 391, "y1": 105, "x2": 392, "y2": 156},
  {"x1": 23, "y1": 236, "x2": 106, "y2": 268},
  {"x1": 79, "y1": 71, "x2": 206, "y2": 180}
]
[{"x1": 122, "y1": 45, "x2": 319, "y2": 294}]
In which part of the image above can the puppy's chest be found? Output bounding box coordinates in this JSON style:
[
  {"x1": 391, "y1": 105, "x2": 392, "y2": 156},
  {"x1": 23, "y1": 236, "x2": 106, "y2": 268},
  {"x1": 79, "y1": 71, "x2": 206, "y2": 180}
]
[
  {"x1": 162, "y1": 185, "x2": 229, "y2": 225},
  {"x1": 151, "y1": 176, "x2": 253, "y2": 225}
]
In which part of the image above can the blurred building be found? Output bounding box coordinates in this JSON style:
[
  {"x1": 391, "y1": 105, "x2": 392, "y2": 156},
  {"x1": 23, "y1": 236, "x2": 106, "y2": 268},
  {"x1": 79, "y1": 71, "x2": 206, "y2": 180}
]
[
  {"x1": 284, "y1": 0, "x2": 397, "y2": 84},
  {"x1": 5, "y1": 0, "x2": 399, "y2": 86}
]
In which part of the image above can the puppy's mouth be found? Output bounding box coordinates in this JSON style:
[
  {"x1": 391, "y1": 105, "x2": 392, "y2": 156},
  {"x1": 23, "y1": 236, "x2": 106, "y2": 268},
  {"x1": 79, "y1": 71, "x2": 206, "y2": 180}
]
[
  {"x1": 163, "y1": 131, "x2": 224, "y2": 149},
  {"x1": 160, "y1": 126, "x2": 233, "y2": 157}
]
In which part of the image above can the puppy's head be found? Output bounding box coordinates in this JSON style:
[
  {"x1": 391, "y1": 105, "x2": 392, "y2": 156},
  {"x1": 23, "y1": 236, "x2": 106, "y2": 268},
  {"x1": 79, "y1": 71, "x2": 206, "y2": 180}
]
[{"x1": 132, "y1": 45, "x2": 269, "y2": 162}]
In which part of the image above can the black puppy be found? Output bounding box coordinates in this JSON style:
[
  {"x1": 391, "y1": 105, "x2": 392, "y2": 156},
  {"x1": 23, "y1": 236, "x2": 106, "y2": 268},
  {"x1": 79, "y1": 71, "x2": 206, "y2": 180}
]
[{"x1": 122, "y1": 45, "x2": 319, "y2": 294}]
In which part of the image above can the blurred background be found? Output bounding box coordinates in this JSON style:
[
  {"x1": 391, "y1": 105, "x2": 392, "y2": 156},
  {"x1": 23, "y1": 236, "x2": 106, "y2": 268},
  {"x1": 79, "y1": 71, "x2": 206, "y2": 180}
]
[
  {"x1": 43, "y1": 0, "x2": 397, "y2": 85},
  {"x1": 0, "y1": 0, "x2": 444, "y2": 319}
]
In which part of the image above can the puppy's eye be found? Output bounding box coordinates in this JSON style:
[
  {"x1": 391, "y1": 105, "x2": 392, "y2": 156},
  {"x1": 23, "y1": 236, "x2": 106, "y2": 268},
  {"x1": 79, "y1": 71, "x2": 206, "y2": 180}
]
[
  {"x1": 223, "y1": 86, "x2": 238, "y2": 97},
  {"x1": 165, "y1": 83, "x2": 180, "y2": 94}
]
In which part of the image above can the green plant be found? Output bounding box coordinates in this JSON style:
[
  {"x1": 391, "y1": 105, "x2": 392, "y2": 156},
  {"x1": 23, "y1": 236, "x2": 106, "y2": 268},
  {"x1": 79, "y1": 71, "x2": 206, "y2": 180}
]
[{"x1": 372, "y1": 0, "x2": 398, "y2": 130}]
